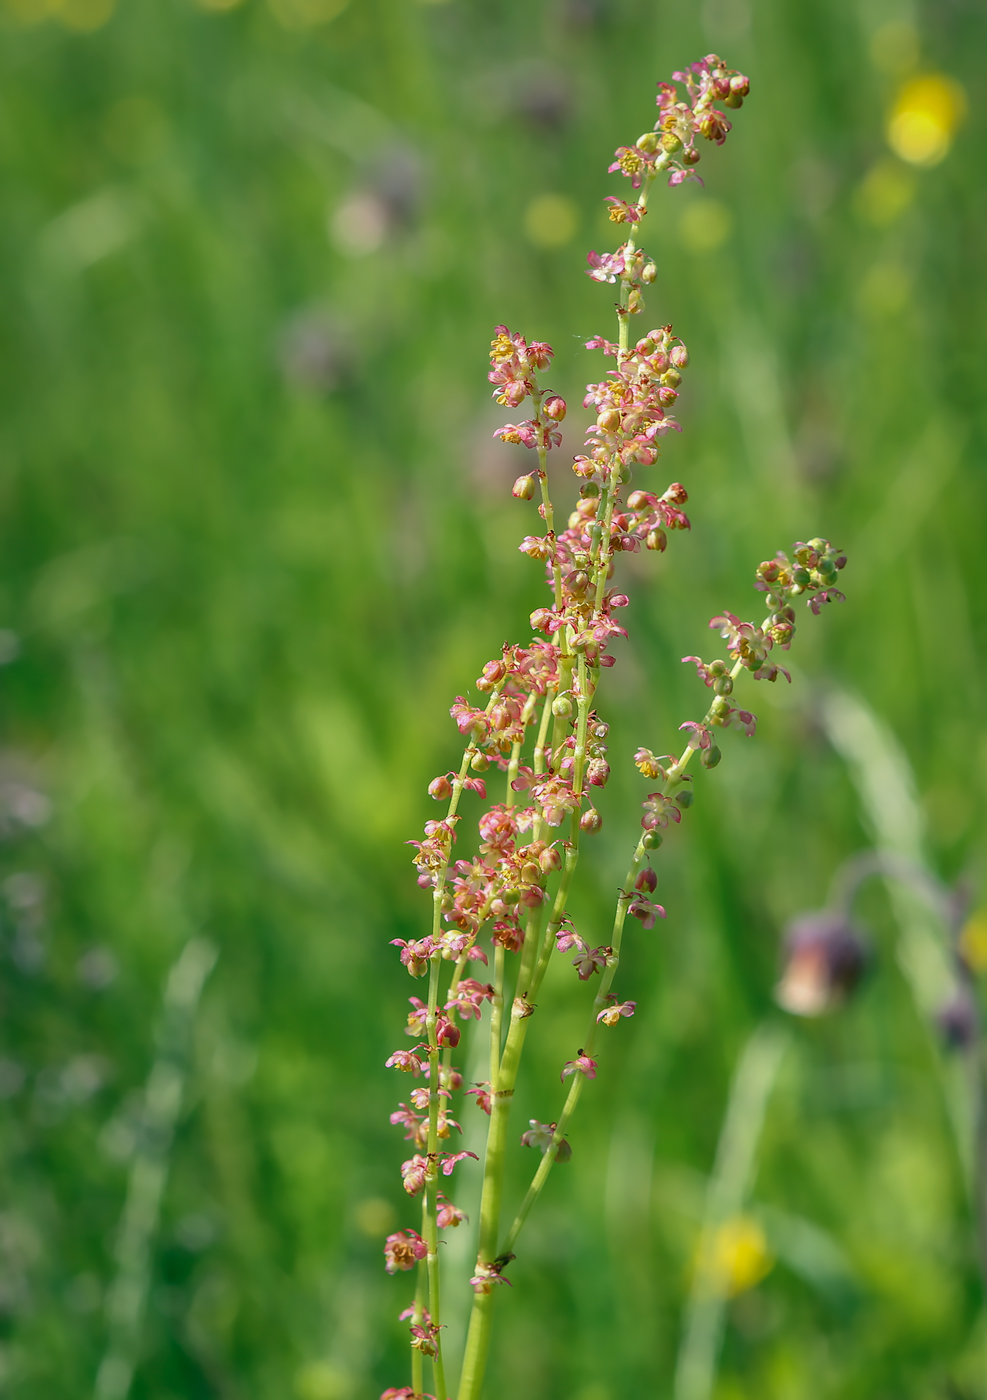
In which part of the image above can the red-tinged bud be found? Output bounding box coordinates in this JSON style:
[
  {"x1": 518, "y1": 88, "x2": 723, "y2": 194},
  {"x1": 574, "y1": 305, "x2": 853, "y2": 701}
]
[
  {"x1": 521, "y1": 861, "x2": 541, "y2": 884},
  {"x1": 579, "y1": 808, "x2": 603, "y2": 834},
  {"x1": 520, "y1": 885, "x2": 545, "y2": 907},
  {"x1": 664, "y1": 482, "x2": 688, "y2": 505},
  {"x1": 586, "y1": 758, "x2": 610, "y2": 787},
  {"x1": 627, "y1": 490, "x2": 649, "y2": 510},
  {"x1": 684, "y1": 148, "x2": 701, "y2": 165},
  {"x1": 572, "y1": 454, "x2": 596, "y2": 479},
  {"x1": 530, "y1": 607, "x2": 555, "y2": 634},
  {"x1": 490, "y1": 705, "x2": 511, "y2": 731},
  {"x1": 635, "y1": 867, "x2": 657, "y2": 893},
  {"x1": 428, "y1": 775, "x2": 453, "y2": 801},
  {"x1": 436, "y1": 1017, "x2": 461, "y2": 1048},
  {"x1": 657, "y1": 386, "x2": 678, "y2": 407},
  {"x1": 539, "y1": 845, "x2": 563, "y2": 874},
  {"x1": 597, "y1": 408, "x2": 621, "y2": 433},
  {"x1": 713, "y1": 75, "x2": 731, "y2": 99},
  {"x1": 543, "y1": 395, "x2": 567, "y2": 421},
  {"x1": 670, "y1": 344, "x2": 689, "y2": 369},
  {"x1": 730, "y1": 73, "x2": 750, "y2": 97},
  {"x1": 480, "y1": 658, "x2": 507, "y2": 686},
  {"x1": 513, "y1": 474, "x2": 536, "y2": 500},
  {"x1": 651, "y1": 351, "x2": 669, "y2": 372},
  {"x1": 576, "y1": 496, "x2": 599, "y2": 518},
  {"x1": 442, "y1": 1066, "x2": 464, "y2": 1090},
  {"x1": 646, "y1": 528, "x2": 667, "y2": 552}
]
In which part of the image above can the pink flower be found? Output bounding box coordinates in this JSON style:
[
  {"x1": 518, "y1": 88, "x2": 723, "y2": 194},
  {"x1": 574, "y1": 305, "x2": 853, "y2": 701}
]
[
  {"x1": 561, "y1": 1053, "x2": 597, "y2": 1082},
  {"x1": 400, "y1": 1154, "x2": 429, "y2": 1196},
  {"x1": 586, "y1": 249, "x2": 626, "y2": 284},
  {"x1": 628, "y1": 895, "x2": 666, "y2": 930},
  {"x1": 383, "y1": 1229, "x2": 428, "y2": 1274},
  {"x1": 445, "y1": 979, "x2": 495, "y2": 1020},
  {"x1": 604, "y1": 196, "x2": 646, "y2": 223},
  {"x1": 436, "y1": 1194, "x2": 468, "y2": 1228},
  {"x1": 385, "y1": 1048, "x2": 426, "y2": 1076},
  {"x1": 466, "y1": 1083, "x2": 493, "y2": 1114},
  {"x1": 493, "y1": 420, "x2": 539, "y2": 448},
  {"x1": 722, "y1": 706, "x2": 757, "y2": 738},
  {"x1": 469, "y1": 1258, "x2": 513, "y2": 1293},
  {"x1": 679, "y1": 720, "x2": 713, "y2": 751},
  {"x1": 390, "y1": 938, "x2": 434, "y2": 977},
  {"x1": 641, "y1": 792, "x2": 682, "y2": 831},
  {"x1": 439, "y1": 1149, "x2": 478, "y2": 1177},
  {"x1": 405, "y1": 997, "x2": 428, "y2": 1037},
  {"x1": 390, "y1": 1104, "x2": 423, "y2": 1140},
  {"x1": 597, "y1": 998, "x2": 637, "y2": 1026},
  {"x1": 571, "y1": 944, "x2": 611, "y2": 980}
]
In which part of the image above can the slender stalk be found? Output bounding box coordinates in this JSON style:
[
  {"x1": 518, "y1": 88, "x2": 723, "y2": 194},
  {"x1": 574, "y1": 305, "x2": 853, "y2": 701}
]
[{"x1": 674, "y1": 1024, "x2": 788, "y2": 1400}]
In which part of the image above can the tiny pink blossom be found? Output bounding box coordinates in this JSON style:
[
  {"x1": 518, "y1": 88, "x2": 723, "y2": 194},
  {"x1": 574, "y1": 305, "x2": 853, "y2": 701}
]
[
  {"x1": 385, "y1": 1048, "x2": 426, "y2": 1076},
  {"x1": 400, "y1": 1155, "x2": 429, "y2": 1196},
  {"x1": 597, "y1": 999, "x2": 637, "y2": 1026},
  {"x1": 383, "y1": 1229, "x2": 428, "y2": 1274},
  {"x1": 439, "y1": 1149, "x2": 479, "y2": 1176},
  {"x1": 561, "y1": 1053, "x2": 597, "y2": 1082},
  {"x1": 466, "y1": 1083, "x2": 493, "y2": 1114},
  {"x1": 436, "y1": 1194, "x2": 468, "y2": 1229}
]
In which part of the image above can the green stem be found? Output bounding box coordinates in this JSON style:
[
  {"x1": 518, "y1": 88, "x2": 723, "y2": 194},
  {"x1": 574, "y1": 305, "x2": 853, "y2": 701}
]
[{"x1": 503, "y1": 833, "x2": 647, "y2": 1255}]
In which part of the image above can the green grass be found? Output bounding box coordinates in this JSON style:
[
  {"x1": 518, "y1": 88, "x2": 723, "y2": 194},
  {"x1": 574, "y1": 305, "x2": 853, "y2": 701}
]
[{"x1": 0, "y1": 0, "x2": 985, "y2": 1396}]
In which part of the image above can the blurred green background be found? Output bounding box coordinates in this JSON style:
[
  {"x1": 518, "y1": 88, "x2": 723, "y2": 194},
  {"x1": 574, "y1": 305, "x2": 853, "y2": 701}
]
[{"x1": 0, "y1": 0, "x2": 985, "y2": 1396}]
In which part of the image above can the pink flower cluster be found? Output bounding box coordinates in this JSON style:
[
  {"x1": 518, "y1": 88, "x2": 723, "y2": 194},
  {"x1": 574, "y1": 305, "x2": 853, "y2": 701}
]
[{"x1": 606, "y1": 53, "x2": 750, "y2": 202}]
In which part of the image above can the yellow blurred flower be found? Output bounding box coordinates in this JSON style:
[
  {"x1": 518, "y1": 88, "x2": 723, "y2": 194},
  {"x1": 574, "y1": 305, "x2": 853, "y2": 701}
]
[
  {"x1": 960, "y1": 912, "x2": 987, "y2": 975},
  {"x1": 886, "y1": 73, "x2": 967, "y2": 167},
  {"x1": 524, "y1": 193, "x2": 579, "y2": 249},
  {"x1": 678, "y1": 198, "x2": 732, "y2": 253},
  {"x1": 694, "y1": 1214, "x2": 773, "y2": 1298}
]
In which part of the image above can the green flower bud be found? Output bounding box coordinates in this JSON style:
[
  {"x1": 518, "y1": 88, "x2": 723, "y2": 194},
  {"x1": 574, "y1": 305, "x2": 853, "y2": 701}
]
[
  {"x1": 713, "y1": 675, "x2": 733, "y2": 696},
  {"x1": 701, "y1": 745, "x2": 722, "y2": 769},
  {"x1": 642, "y1": 830, "x2": 663, "y2": 850},
  {"x1": 676, "y1": 788, "x2": 694, "y2": 809},
  {"x1": 552, "y1": 695, "x2": 574, "y2": 718},
  {"x1": 471, "y1": 752, "x2": 490, "y2": 772}
]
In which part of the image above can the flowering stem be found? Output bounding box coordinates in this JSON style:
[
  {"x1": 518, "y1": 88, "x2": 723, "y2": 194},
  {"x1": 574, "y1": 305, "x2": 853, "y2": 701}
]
[
  {"x1": 503, "y1": 835, "x2": 646, "y2": 1255},
  {"x1": 424, "y1": 952, "x2": 448, "y2": 1400}
]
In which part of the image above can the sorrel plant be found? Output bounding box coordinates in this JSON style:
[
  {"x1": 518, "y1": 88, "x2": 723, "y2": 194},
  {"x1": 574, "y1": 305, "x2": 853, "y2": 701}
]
[{"x1": 381, "y1": 55, "x2": 848, "y2": 1400}]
